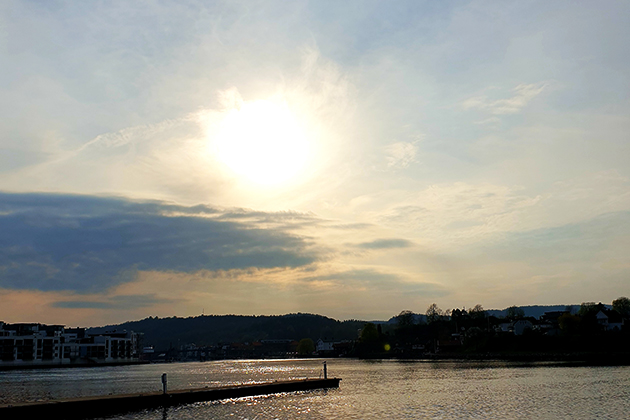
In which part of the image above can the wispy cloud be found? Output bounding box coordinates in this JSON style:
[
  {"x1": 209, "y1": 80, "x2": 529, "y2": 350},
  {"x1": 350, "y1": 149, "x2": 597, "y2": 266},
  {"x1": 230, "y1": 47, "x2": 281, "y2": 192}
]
[
  {"x1": 372, "y1": 182, "x2": 543, "y2": 244},
  {"x1": 462, "y1": 83, "x2": 546, "y2": 115},
  {"x1": 302, "y1": 268, "x2": 448, "y2": 297},
  {"x1": 52, "y1": 294, "x2": 176, "y2": 309},
  {"x1": 384, "y1": 141, "x2": 418, "y2": 168}
]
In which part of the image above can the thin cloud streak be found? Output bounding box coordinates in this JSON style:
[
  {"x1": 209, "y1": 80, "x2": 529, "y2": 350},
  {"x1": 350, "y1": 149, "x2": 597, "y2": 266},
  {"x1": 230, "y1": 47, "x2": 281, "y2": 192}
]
[
  {"x1": 52, "y1": 294, "x2": 176, "y2": 309},
  {"x1": 462, "y1": 83, "x2": 547, "y2": 115},
  {"x1": 354, "y1": 239, "x2": 414, "y2": 249}
]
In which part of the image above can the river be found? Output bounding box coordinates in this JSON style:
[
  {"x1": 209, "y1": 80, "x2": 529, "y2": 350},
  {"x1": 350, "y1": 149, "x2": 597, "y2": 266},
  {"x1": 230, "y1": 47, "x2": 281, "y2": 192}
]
[{"x1": 2, "y1": 359, "x2": 629, "y2": 419}]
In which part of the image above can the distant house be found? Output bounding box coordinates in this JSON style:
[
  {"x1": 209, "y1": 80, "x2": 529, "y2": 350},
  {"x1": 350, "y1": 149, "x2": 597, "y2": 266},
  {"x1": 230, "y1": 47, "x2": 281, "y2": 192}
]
[
  {"x1": 513, "y1": 320, "x2": 533, "y2": 335},
  {"x1": 332, "y1": 340, "x2": 354, "y2": 356},
  {"x1": 496, "y1": 322, "x2": 512, "y2": 333},
  {"x1": 596, "y1": 309, "x2": 624, "y2": 331},
  {"x1": 315, "y1": 339, "x2": 354, "y2": 356},
  {"x1": 539, "y1": 311, "x2": 570, "y2": 336},
  {"x1": 316, "y1": 339, "x2": 335, "y2": 353},
  {"x1": 436, "y1": 334, "x2": 462, "y2": 352}
]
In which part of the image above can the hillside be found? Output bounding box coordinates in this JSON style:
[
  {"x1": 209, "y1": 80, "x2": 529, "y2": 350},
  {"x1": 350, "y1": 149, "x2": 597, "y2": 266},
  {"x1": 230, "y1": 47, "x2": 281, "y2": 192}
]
[
  {"x1": 485, "y1": 304, "x2": 605, "y2": 319},
  {"x1": 88, "y1": 305, "x2": 593, "y2": 351},
  {"x1": 88, "y1": 313, "x2": 367, "y2": 351}
]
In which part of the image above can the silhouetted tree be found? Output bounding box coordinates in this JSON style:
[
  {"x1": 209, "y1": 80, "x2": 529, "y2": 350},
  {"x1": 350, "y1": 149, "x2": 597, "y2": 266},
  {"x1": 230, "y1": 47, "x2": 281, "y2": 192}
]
[
  {"x1": 396, "y1": 310, "x2": 415, "y2": 328},
  {"x1": 578, "y1": 302, "x2": 598, "y2": 316},
  {"x1": 355, "y1": 322, "x2": 388, "y2": 357},
  {"x1": 297, "y1": 338, "x2": 315, "y2": 355},
  {"x1": 506, "y1": 306, "x2": 525, "y2": 319},
  {"x1": 558, "y1": 313, "x2": 580, "y2": 335},
  {"x1": 463, "y1": 326, "x2": 486, "y2": 351},
  {"x1": 394, "y1": 310, "x2": 417, "y2": 345},
  {"x1": 469, "y1": 304, "x2": 486, "y2": 320},
  {"x1": 360, "y1": 323, "x2": 379, "y2": 343},
  {"x1": 426, "y1": 303, "x2": 443, "y2": 323},
  {"x1": 451, "y1": 308, "x2": 463, "y2": 319},
  {"x1": 612, "y1": 297, "x2": 630, "y2": 318}
]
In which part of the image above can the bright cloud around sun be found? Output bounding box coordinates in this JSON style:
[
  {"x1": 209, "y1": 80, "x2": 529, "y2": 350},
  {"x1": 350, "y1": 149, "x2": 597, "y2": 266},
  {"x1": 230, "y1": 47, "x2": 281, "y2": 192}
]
[{"x1": 212, "y1": 99, "x2": 310, "y2": 186}]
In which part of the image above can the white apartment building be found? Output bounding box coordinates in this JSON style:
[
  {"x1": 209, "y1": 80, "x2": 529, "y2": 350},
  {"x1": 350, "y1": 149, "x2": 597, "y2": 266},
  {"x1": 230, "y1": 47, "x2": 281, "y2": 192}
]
[{"x1": 0, "y1": 322, "x2": 140, "y2": 368}]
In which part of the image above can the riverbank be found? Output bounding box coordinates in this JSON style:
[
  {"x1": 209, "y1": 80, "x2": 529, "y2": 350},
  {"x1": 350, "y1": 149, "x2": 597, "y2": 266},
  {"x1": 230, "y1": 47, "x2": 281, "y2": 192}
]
[
  {"x1": 0, "y1": 359, "x2": 149, "y2": 371},
  {"x1": 356, "y1": 351, "x2": 630, "y2": 365},
  {"x1": 423, "y1": 351, "x2": 630, "y2": 365}
]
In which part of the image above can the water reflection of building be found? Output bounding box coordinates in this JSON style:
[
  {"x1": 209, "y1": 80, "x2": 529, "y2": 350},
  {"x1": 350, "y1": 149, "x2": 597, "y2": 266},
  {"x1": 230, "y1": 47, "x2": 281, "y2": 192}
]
[{"x1": 0, "y1": 322, "x2": 141, "y2": 368}]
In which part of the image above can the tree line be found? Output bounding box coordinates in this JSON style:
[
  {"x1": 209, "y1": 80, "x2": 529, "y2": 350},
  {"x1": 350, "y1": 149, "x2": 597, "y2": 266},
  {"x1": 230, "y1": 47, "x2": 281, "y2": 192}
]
[{"x1": 353, "y1": 297, "x2": 630, "y2": 359}]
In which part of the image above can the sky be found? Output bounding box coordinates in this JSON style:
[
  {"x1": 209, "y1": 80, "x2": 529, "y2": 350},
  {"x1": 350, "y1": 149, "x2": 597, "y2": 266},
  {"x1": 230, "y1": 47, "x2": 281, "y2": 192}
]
[{"x1": 1, "y1": 0, "x2": 629, "y2": 326}]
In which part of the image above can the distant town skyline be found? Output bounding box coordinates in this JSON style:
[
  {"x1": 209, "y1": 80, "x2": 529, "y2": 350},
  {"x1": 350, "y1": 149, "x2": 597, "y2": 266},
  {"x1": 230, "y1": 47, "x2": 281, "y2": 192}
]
[{"x1": 1, "y1": 1, "x2": 629, "y2": 326}]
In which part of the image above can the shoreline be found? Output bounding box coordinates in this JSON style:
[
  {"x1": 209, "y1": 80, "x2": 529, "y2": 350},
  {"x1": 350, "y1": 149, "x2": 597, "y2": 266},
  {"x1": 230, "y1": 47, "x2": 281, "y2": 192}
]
[
  {"x1": 0, "y1": 360, "x2": 149, "y2": 371},
  {"x1": 2, "y1": 352, "x2": 629, "y2": 371},
  {"x1": 358, "y1": 351, "x2": 630, "y2": 365}
]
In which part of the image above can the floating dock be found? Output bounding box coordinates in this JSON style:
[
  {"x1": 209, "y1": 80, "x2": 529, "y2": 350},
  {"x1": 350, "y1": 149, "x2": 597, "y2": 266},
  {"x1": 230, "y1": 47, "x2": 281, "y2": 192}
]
[{"x1": 0, "y1": 377, "x2": 341, "y2": 419}]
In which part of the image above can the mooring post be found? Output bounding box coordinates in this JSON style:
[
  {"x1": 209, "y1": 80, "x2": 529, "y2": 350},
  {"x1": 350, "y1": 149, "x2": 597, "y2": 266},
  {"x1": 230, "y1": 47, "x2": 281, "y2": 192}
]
[
  {"x1": 161, "y1": 373, "x2": 167, "y2": 394},
  {"x1": 323, "y1": 361, "x2": 327, "y2": 379}
]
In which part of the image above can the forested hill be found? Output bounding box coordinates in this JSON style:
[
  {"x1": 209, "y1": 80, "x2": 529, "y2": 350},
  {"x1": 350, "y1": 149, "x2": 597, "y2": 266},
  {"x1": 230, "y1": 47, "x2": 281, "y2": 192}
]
[
  {"x1": 88, "y1": 313, "x2": 367, "y2": 351},
  {"x1": 87, "y1": 305, "x2": 593, "y2": 351},
  {"x1": 486, "y1": 305, "x2": 586, "y2": 318}
]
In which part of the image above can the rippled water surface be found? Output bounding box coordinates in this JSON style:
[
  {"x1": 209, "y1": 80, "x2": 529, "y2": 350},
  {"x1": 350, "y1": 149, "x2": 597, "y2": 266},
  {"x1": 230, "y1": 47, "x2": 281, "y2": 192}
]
[{"x1": 2, "y1": 359, "x2": 629, "y2": 419}]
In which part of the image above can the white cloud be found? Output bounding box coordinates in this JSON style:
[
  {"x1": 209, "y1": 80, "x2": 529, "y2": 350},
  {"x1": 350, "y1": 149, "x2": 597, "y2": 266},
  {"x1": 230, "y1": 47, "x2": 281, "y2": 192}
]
[
  {"x1": 462, "y1": 83, "x2": 546, "y2": 115},
  {"x1": 343, "y1": 171, "x2": 630, "y2": 249},
  {"x1": 473, "y1": 116, "x2": 501, "y2": 126},
  {"x1": 384, "y1": 141, "x2": 418, "y2": 168},
  {"x1": 374, "y1": 182, "x2": 542, "y2": 244}
]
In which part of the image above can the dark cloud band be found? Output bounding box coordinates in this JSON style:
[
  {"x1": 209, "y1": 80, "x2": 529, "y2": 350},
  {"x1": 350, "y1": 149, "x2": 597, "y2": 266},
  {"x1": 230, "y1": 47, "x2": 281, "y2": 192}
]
[
  {"x1": 355, "y1": 238, "x2": 414, "y2": 249},
  {"x1": 0, "y1": 192, "x2": 320, "y2": 293}
]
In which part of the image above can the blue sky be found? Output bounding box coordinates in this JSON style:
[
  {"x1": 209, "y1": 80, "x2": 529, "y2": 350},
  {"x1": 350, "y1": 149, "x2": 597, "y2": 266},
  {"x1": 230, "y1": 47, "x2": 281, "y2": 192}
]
[{"x1": 1, "y1": 1, "x2": 629, "y2": 325}]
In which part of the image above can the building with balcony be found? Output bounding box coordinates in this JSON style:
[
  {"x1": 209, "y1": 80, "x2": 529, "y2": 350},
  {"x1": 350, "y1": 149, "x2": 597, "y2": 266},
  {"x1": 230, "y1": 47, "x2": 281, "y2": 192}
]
[{"x1": 0, "y1": 322, "x2": 141, "y2": 369}]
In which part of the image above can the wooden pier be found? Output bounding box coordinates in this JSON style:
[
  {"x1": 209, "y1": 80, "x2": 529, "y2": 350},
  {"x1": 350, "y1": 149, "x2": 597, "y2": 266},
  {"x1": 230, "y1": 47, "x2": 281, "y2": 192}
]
[{"x1": 0, "y1": 377, "x2": 341, "y2": 419}]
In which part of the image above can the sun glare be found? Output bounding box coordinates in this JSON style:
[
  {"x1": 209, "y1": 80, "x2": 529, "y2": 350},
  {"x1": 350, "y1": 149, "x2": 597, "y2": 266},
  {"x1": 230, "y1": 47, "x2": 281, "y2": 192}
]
[{"x1": 214, "y1": 100, "x2": 310, "y2": 186}]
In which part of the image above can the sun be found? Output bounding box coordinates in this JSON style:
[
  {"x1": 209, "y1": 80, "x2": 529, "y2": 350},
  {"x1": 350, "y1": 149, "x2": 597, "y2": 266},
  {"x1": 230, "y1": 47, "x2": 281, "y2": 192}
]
[{"x1": 214, "y1": 100, "x2": 310, "y2": 186}]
